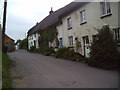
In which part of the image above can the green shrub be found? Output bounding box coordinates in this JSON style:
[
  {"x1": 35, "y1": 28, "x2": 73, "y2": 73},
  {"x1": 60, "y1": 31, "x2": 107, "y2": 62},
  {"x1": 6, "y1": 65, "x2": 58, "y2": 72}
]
[
  {"x1": 55, "y1": 47, "x2": 86, "y2": 61},
  {"x1": 19, "y1": 38, "x2": 28, "y2": 49},
  {"x1": 40, "y1": 47, "x2": 55, "y2": 56},
  {"x1": 38, "y1": 28, "x2": 58, "y2": 55},
  {"x1": 29, "y1": 46, "x2": 36, "y2": 52},
  {"x1": 89, "y1": 25, "x2": 119, "y2": 69}
]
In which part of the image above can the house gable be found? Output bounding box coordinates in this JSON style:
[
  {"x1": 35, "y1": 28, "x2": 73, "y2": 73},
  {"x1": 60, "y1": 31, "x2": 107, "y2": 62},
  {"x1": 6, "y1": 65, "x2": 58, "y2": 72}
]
[{"x1": 4, "y1": 34, "x2": 14, "y2": 43}]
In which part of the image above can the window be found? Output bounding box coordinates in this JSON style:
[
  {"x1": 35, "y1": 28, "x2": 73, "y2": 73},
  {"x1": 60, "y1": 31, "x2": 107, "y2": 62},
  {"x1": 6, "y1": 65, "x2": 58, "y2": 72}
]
[
  {"x1": 69, "y1": 36, "x2": 73, "y2": 46},
  {"x1": 85, "y1": 36, "x2": 89, "y2": 44},
  {"x1": 59, "y1": 38, "x2": 63, "y2": 48},
  {"x1": 101, "y1": 2, "x2": 111, "y2": 16},
  {"x1": 67, "y1": 17, "x2": 72, "y2": 29},
  {"x1": 34, "y1": 34, "x2": 36, "y2": 38},
  {"x1": 80, "y1": 10, "x2": 87, "y2": 24},
  {"x1": 114, "y1": 28, "x2": 120, "y2": 45},
  {"x1": 92, "y1": 35, "x2": 98, "y2": 43},
  {"x1": 31, "y1": 37, "x2": 32, "y2": 40},
  {"x1": 31, "y1": 42, "x2": 33, "y2": 46}
]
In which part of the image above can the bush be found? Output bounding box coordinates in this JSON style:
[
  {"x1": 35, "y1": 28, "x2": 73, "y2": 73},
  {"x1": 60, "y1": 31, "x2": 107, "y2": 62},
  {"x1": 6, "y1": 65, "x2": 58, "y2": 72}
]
[
  {"x1": 38, "y1": 28, "x2": 58, "y2": 55},
  {"x1": 19, "y1": 38, "x2": 28, "y2": 49},
  {"x1": 55, "y1": 47, "x2": 86, "y2": 61},
  {"x1": 89, "y1": 26, "x2": 119, "y2": 69},
  {"x1": 29, "y1": 46, "x2": 36, "y2": 52},
  {"x1": 39, "y1": 47, "x2": 55, "y2": 56}
]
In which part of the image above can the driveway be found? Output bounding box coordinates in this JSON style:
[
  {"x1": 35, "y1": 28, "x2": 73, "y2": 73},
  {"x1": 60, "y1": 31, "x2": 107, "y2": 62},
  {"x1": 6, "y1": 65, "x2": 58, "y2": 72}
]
[{"x1": 8, "y1": 50, "x2": 118, "y2": 88}]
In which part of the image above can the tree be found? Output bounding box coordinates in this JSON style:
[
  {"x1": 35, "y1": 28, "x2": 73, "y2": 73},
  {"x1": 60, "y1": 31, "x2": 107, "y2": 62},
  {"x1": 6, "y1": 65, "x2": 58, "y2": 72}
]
[
  {"x1": 89, "y1": 25, "x2": 119, "y2": 69},
  {"x1": 19, "y1": 38, "x2": 28, "y2": 49},
  {"x1": 38, "y1": 28, "x2": 58, "y2": 55}
]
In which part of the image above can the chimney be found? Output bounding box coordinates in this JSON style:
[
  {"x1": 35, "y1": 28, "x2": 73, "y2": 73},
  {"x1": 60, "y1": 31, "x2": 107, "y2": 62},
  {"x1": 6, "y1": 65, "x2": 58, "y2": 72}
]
[
  {"x1": 49, "y1": 7, "x2": 53, "y2": 14},
  {"x1": 36, "y1": 22, "x2": 38, "y2": 25}
]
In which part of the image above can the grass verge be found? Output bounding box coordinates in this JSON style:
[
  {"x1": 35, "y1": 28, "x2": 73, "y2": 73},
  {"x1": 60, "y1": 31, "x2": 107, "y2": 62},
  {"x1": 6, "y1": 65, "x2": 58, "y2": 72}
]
[{"x1": 2, "y1": 53, "x2": 12, "y2": 88}]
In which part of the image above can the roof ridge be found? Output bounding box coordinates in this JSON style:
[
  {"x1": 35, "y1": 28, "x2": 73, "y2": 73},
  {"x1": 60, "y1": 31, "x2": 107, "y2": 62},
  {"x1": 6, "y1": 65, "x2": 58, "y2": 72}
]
[{"x1": 28, "y1": 2, "x2": 89, "y2": 35}]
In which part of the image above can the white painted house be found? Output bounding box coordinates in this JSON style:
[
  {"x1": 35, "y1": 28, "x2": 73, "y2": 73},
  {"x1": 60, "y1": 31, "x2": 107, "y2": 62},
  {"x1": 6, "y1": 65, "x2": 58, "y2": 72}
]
[
  {"x1": 28, "y1": 33, "x2": 40, "y2": 49},
  {"x1": 27, "y1": 2, "x2": 120, "y2": 57},
  {"x1": 57, "y1": 2, "x2": 119, "y2": 57}
]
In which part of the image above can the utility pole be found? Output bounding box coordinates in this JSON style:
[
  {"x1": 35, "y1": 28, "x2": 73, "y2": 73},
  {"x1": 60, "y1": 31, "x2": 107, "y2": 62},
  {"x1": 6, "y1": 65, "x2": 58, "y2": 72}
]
[{"x1": 2, "y1": 0, "x2": 7, "y2": 48}]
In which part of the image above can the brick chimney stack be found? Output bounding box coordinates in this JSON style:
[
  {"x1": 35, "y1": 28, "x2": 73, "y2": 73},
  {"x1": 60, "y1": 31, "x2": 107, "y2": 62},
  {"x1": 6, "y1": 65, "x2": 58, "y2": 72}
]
[{"x1": 49, "y1": 7, "x2": 54, "y2": 15}]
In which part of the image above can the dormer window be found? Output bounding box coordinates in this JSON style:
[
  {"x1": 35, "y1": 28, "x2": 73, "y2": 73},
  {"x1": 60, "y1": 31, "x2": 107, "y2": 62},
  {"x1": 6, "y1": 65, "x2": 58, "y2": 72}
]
[{"x1": 101, "y1": 2, "x2": 111, "y2": 18}]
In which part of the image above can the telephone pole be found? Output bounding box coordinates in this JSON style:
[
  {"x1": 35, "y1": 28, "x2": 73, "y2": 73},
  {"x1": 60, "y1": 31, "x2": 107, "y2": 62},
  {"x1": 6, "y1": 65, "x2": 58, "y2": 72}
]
[{"x1": 2, "y1": 0, "x2": 7, "y2": 45}]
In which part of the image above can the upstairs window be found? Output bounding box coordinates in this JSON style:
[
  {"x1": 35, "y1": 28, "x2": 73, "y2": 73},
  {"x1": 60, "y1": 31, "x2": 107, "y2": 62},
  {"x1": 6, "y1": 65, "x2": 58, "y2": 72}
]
[
  {"x1": 34, "y1": 34, "x2": 36, "y2": 38},
  {"x1": 101, "y1": 2, "x2": 111, "y2": 17},
  {"x1": 80, "y1": 10, "x2": 87, "y2": 24},
  {"x1": 67, "y1": 17, "x2": 72, "y2": 29},
  {"x1": 68, "y1": 36, "x2": 73, "y2": 47}
]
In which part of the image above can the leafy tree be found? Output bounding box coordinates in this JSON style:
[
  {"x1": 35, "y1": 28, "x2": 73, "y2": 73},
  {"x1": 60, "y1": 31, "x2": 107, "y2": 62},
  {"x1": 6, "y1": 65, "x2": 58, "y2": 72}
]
[
  {"x1": 38, "y1": 28, "x2": 58, "y2": 54},
  {"x1": 89, "y1": 25, "x2": 119, "y2": 69},
  {"x1": 19, "y1": 38, "x2": 28, "y2": 49}
]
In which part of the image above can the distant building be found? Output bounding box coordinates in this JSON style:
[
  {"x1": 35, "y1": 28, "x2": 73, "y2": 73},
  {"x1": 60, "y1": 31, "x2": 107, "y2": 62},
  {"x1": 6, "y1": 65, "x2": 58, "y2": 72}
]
[
  {"x1": 4, "y1": 34, "x2": 15, "y2": 52},
  {"x1": 15, "y1": 39, "x2": 21, "y2": 50}
]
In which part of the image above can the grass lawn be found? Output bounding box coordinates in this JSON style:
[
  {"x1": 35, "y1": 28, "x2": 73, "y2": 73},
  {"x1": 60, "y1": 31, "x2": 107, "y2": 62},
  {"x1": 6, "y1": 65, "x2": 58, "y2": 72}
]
[{"x1": 2, "y1": 53, "x2": 12, "y2": 88}]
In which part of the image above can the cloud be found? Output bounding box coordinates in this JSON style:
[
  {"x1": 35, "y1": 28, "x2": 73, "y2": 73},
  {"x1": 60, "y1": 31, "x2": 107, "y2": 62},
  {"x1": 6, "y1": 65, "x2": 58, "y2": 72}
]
[
  {"x1": 6, "y1": 14, "x2": 33, "y2": 40},
  {"x1": 5, "y1": 0, "x2": 73, "y2": 41}
]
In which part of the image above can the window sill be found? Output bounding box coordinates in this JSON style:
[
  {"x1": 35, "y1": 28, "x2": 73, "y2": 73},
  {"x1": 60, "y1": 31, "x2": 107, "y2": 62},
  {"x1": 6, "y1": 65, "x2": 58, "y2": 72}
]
[
  {"x1": 68, "y1": 27, "x2": 72, "y2": 30},
  {"x1": 80, "y1": 21, "x2": 87, "y2": 25},
  {"x1": 118, "y1": 43, "x2": 120, "y2": 46},
  {"x1": 100, "y1": 13, "x2": 112, "y2": 19},
  {"x1": 68, "y1": 46, "x2": 74, "y2": 48}
]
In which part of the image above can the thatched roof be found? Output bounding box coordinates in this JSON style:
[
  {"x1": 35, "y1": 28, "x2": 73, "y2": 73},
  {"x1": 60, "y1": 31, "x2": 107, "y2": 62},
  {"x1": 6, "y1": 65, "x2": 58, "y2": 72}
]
[{"x1": 28, "y1": 2, "x2": 88, "y2": 35}]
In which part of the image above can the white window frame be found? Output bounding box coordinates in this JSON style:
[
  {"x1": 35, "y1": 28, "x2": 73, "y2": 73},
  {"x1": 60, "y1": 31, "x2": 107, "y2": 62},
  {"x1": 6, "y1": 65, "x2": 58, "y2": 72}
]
[
  {"x1": 101, "y1": 2, "x2": 111, "y2": 16},
  {"x1": 69, "y1": 36, "x2": 73, "y2": 46},
  {"x1": 67, "y1": 17, "x2": 72, "y2": 29},
  {"x1": 114, "y1": 28, "x2": 120, "y2": 45},
  {"x1": 80, "y1": 10, "x2": 86, "y2": 23}
]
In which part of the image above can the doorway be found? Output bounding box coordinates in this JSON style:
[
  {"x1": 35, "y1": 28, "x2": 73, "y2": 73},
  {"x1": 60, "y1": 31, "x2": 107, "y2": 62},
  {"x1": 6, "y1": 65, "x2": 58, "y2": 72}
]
[{"x1": 83, "y1": 36, "x2": 90, "y2": 58}]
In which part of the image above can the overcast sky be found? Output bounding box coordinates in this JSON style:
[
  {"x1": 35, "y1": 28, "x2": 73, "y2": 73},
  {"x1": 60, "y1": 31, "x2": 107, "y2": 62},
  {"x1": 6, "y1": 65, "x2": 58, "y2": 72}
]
[{"x1": 0, "y1": 0, "x2": 73, "y2": 41}]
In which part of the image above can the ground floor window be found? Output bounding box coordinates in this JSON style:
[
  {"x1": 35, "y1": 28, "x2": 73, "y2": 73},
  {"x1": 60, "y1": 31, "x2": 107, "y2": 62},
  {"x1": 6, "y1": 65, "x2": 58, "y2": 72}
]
[
  {"x1": 59, "y1": 38, "x2": 63, "y2": 48},
  {"x1": 113, "y1": 28, "x2": 120, "y2": 45},
  {"x1": 68, "y1": 36, "x2": 73, "y2": 47},
  {"x1": 31, "y1": 42, "x2": 33, "y2": 46},
  {"x1": 92, "y1": 35, "x2": 98, "y2": 43}
]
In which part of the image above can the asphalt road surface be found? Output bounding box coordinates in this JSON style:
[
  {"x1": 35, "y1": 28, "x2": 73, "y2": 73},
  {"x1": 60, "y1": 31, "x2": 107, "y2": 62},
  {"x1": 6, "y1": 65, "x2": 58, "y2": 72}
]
[{"x1": 8, "y1": 50, "x2": 118, "y2": 88}]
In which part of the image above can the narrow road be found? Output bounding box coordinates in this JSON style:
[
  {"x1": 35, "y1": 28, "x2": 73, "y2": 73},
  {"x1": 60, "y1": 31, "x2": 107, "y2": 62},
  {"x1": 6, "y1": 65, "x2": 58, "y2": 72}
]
[{"x1": 8, "y1": 50, "x2": 118, "y2": 88}]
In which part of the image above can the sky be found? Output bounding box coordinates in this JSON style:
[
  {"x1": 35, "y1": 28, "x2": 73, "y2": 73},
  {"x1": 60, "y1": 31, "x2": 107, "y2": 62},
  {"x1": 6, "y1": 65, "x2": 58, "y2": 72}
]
[{"x1": 0, "y1": 0, "x2": 73, "y2": 42}]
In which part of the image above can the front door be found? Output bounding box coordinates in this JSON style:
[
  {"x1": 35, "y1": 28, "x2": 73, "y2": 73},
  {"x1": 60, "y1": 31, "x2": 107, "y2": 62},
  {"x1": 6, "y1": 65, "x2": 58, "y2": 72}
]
[{"x1": 83, "y1": 36, "x2": 90, "y2": 58}]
